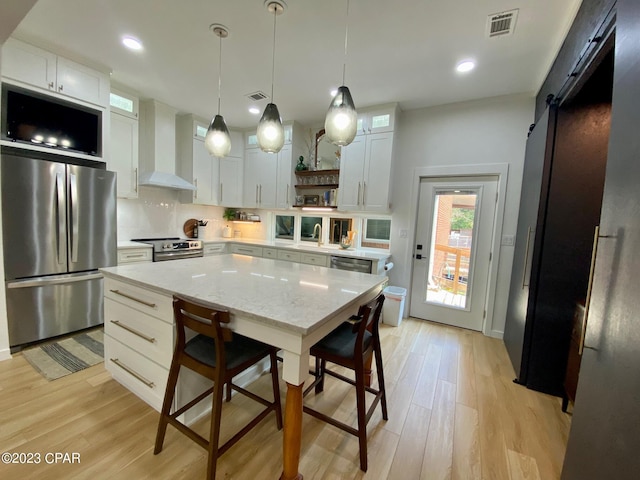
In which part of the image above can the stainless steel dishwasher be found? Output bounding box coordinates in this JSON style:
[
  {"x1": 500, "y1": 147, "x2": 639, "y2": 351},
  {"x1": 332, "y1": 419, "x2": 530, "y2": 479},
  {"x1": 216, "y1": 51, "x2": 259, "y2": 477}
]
[{"x1": 329, "y1": 256, "x2": 373, "y2": 274}]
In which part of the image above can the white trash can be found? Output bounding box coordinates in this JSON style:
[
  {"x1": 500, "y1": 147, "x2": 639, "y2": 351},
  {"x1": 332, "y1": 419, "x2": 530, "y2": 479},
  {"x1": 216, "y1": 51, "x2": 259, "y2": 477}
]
[{"x1": 382, "y1": 286, "x2": 406, "y2": 327}]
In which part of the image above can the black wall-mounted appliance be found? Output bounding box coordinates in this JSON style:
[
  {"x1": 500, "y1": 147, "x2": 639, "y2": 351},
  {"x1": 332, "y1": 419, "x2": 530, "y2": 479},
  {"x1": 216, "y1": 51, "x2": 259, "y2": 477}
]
[{"x1": 1, "y1": 85, "x2": 100, "y2": 156}]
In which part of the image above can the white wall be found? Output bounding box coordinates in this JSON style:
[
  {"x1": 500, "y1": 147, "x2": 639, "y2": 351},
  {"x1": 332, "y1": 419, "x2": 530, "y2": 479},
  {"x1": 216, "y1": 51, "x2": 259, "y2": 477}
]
[
  {"x1": 0, "y1": 0, "x2": 39, "y2": 359},
  {"x1": 387, "y1": 93, "x2": 534, "y2": 337}
]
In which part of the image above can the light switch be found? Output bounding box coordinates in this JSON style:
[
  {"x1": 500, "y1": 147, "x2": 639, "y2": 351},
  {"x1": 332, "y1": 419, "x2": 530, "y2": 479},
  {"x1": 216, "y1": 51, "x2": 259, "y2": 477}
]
[{"x1": 400, "y1": 229, "x2": 408, "y2": 238}]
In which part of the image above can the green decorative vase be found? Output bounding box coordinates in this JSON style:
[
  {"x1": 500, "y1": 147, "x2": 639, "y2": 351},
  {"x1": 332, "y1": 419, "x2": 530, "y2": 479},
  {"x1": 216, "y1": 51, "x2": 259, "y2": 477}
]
[{"x1": 295, "y1": 156, "x2": 307, "y2": 171}]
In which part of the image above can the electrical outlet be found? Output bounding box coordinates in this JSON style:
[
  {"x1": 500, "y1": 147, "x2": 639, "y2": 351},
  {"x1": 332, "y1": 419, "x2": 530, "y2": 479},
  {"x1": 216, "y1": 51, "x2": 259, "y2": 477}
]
[
  {"x1": 400, "y1": 229, "x2": 408, "y2": 238},
  {"x1": 502, "y1": 235, "x2": 515, "y2": 246}
]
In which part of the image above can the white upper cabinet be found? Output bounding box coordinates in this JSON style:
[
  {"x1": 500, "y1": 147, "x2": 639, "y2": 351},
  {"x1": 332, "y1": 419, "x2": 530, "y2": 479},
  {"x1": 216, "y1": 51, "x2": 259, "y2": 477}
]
[
  {"x1": 276, "y1": 144, "x2": 293, "y2": 209},
  {"x1": 2, "y1": 38, "x2": 110, "y2": 108},
  {"x1": 219, "y1": 156, "x2": 243, "y2": 207},
  {"x1": 243, "y1": 148, "x2": 277, "y2": 209},
  {"x1": 355, "y1": 104, "x2": 397, "y2": 136},
  {"x1": 338, "y1": 131, "x2": 394, "y2": 212},
  {"x1": 110, "y1": 91, "x2": 139, "y2": 199},
  {"x1": 177, "y1": 115, "x2": 219, "y2": 206},
  {"x1": 219, "y1": 130, "x2": 244, "y2": 207}
]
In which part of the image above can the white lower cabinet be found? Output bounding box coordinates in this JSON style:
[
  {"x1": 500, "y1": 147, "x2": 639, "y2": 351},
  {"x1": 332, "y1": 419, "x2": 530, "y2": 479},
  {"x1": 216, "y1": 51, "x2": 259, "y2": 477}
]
[
  {"x1": 117, "y1": 247, "x2": 152, "y2": 265},
  {"x1": 263, "y1": 248, "x2": 278, "y2": 259},
  {"x1": 277, "y1": 250, "x2": 301, "y2": 262},
  {"x1": 104, "y1": 278, "x2": 210, "y2": 422},
  {"x1": 203, "y1": 243, "x2": 227, "y2": 256},
  {"x1": 300, "y1": 253, "x2": 328, "y2": 267},
  {"x1": 230, "y1": 244, "x2": 263, "y2": 257}
]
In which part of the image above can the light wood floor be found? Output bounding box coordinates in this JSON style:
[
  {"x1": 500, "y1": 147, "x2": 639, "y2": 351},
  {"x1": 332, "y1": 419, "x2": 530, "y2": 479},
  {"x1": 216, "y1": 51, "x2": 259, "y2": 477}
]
[{"x1": 0, "y1": 318, "x2": 571, "y2": 479}]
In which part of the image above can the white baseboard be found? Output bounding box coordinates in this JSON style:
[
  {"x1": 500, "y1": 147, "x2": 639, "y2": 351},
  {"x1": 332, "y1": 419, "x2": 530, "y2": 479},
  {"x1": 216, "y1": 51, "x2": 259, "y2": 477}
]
[{"x1": 0, "y1": 348, "x2": 12, "y2": 361}]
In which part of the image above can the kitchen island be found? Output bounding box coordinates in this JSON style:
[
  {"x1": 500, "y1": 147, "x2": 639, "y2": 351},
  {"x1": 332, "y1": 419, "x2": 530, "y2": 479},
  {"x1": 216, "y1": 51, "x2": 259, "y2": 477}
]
[{"x1": 100, "y1": 253, "x2": 387, "y2": 479}]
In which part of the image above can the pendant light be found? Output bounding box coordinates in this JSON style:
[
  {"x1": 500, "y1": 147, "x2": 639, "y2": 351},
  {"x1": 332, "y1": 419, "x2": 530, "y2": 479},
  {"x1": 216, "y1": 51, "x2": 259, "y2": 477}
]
[
  {"x1": 204, "y1": 24, "x2": 232, "y2": 157},
  {"x1": 324, "y1": 0, "x2": 357, "y2": 146},
  {"x1": 257, "y1": 1, "x2": 286, "y2": 154}
]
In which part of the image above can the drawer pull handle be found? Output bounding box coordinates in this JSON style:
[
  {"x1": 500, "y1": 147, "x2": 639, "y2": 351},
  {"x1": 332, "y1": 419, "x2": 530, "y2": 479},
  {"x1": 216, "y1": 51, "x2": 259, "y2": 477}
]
[
  {"x1": 109, "y1": 289, "x2": 157, "y2": 308},
  {"x1": 125, "y1": 253, "x2": 145, "y2": 258},
  {"x1": 110, "y1": 358, "x2": 155, "y2": 388},
  {"x1": 110, "y1": 320, "x2": 156, "y2": 343}
]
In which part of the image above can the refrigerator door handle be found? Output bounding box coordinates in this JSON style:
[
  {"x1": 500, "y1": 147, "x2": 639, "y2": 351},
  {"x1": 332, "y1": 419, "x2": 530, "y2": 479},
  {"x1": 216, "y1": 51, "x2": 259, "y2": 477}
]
[
  {"x1": 7, "y1": 272, "x2": 103, "y2": 289},
  {"x1": 69, "y1": 173, "x2": 79, "y2": 263},
  {"x1": 56, "y1": 172, "x2": 65, "y2": 265}
]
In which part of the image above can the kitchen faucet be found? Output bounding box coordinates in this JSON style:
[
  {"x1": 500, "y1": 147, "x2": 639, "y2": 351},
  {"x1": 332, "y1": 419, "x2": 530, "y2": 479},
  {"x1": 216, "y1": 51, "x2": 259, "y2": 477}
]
[{"x1": 313, "y1": 223, "x2": 322, "y2": 247}]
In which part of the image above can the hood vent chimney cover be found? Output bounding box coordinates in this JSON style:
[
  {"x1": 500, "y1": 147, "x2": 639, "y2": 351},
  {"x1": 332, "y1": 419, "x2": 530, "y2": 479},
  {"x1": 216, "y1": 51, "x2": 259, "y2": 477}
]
[{"x1": 486, "y1": 9, "x2": 518, "y2": 38}]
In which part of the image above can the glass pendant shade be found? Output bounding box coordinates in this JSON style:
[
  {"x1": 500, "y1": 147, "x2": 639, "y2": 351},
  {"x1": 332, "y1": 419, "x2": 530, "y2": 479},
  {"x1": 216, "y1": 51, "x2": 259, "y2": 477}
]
[
  {"x1": 257, "y1": 103, "x2": 284, "y2": 153},
  {"x1": 324, "y1": 85, "x2": 357, "y2": 146},
  {"x1": 204, "y1": 114, "x2": 232, "y2": 157}
]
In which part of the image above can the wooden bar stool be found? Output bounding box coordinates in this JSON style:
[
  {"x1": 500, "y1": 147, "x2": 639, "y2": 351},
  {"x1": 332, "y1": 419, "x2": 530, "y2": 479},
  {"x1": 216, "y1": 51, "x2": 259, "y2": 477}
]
[
  {"x1": 303, "y1": 293, "x2": 387, "y2": 471},
  {"x1": 154, "y1": 295, "x2": 283, "y2": 479}
]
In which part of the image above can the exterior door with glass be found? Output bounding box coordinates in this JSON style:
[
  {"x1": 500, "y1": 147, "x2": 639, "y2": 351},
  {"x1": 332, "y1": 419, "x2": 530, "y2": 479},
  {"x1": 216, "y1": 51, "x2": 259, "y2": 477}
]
[{"x1": 410, "y1": 176, "x2": 498, "y2": 331}]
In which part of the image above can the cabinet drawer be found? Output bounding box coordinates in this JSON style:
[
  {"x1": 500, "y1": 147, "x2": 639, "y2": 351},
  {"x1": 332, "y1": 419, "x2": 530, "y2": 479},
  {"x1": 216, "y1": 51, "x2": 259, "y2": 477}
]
[
  {"x1": 263, "y1": 248, "x2": 278, "y2": 259},
  {"x1": 277, "y1": 250, "x2": 301, "y2": 262},
  {"x1": 230, "y1": 244, "x2": 263, "y2": 257},
  {"x1": 117, "y1": 248, "x2": 152, "y2": 264},
  {"x1": 105, "y1": 334, "x2": 168, "y2": 412},
  {"x1": 300, "y1": 253, "x2": 328, "y2": 267},
  {"x1": 104, "y1": 277, "x2": 173, "y2": 322},
  {"x1": 105, "y1": 298, "x2": 173, "y2": 368},
  {"x1": 203, "y1": 243, "x2": 226, "y2": 256}
]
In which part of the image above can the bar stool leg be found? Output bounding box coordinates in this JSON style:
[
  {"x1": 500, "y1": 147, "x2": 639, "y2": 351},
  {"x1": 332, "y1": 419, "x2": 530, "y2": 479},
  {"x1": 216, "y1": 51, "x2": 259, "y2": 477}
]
[
  {"x1": 206, "y1": 378, "x2": 225, "y2": 480},
  {"x1": 154, "y1": 360, "x2": 181, "y2": 454}
]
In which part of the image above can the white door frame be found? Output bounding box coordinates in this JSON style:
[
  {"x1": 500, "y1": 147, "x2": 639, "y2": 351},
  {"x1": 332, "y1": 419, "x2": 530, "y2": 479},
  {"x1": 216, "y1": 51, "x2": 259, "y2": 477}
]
[{"x1": 406, "y1": 164, "x2": 509, "y2": 337}]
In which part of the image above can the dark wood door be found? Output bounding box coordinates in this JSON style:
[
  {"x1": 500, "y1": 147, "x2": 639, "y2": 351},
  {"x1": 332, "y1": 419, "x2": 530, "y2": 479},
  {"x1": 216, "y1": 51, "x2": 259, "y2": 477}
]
[
  {"x1": 562, "y1": 0, "x2": 640, "y2": 477},
  {"x1": 503, "y1": 106, "x2": 556, "y2": 381}
]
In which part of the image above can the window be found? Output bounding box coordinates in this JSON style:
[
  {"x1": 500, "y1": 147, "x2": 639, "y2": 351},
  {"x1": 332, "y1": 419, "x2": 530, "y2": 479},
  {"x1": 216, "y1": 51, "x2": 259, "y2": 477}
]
[
  {"x1": 362, "y1": 218, "x2": 391, "y2": 249},
  {"x1": 275, "y1": 215, "x2": 295, "y2": 240},
  {"x1": 329, "y1": 217, "x2": 353, "y2": 245},
  {"x1": 109, "y1": 92, "x2": 134, "y2": 114},
  {"x1": 300, "y1": 216, "x2": 322, "y2": 243}
]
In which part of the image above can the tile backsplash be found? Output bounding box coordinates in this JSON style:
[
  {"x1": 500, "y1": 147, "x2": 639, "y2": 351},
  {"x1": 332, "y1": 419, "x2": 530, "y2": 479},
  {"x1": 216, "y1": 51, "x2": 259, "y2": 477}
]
[{"x1": 117, "y1": 187, "x2": 226, "y2": 241}]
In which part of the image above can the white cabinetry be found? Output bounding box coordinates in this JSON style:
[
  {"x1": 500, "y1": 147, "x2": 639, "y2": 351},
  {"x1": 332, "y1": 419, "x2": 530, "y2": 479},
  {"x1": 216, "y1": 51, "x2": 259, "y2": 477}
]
[
  {"x1": 243, "y1": 148, "x2": 277, "y2": 209},
  {"x1": 110, "y1": 89, "x2": 139, "y2": 198},
  {"x1": 243, "y1": 122, "x2": 303, "y2": 209},
  {"x1": 219, "y1": 130, "x2": 243, "y2": 207},
  {"x1": 117, "y1": 246, "x2": 152, "y2": 265},
  {"x1": 203, "y1": 243, "x2": 227, "y2": 256},
  {"x1": 1, "y1": 38, "x2": 110, "y2": 107},
  {"x1": 178, "y1": 115, "x2": 219, "y2": 206},
  {"x1": 339, "y1": 132, "x2": 394, "y2": 212},
  {"x1": 339, "y1": 104, "x2": 397, "y2": 212},
  {"x1": 355, "y1": 104, "x2": 397, "y2": 136}
]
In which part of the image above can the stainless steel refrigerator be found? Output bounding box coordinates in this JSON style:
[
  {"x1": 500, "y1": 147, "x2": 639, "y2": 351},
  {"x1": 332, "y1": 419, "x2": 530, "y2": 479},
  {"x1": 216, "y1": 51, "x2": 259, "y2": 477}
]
[{"x1": 1, "y1": 149, "x2": 116, "y2": 347}]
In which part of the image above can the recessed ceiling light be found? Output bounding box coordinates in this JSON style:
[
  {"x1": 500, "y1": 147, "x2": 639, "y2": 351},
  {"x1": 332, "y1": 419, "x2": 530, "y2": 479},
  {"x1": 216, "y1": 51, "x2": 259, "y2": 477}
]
[
  {"x1": 456, "y1": 60, "x2": 476, "y2": 73},
  {"x1": 330, "y1": 89, "x2": 338, "y2": 97},
  {"x1": 249, "y1": 107, "x2": 260, "y2": 115},
  {"x1": 122, "y1": 36, "x2": 143, "y2": 51}
]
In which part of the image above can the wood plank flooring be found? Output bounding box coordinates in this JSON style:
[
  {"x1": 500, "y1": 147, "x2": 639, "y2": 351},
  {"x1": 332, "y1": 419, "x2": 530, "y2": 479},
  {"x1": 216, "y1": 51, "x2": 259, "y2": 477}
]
[{"x1": 0, "y1": 318, "x2": 571, "y2": 479}]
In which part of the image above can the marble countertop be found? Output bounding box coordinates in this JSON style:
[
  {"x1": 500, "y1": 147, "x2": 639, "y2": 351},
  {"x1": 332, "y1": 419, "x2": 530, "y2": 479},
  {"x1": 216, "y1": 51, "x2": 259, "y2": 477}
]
[
  {"x1": 202, "y1": 237, "x2": 390, "y2": 262},
  {"x1": 100, "y1": 255, "x2": 387, "y2": 335}
]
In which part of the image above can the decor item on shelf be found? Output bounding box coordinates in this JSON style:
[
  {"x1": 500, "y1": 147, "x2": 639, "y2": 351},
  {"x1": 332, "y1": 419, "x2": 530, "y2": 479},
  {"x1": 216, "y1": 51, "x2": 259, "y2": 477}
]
[
  {"x1": 204, "y1": 24, "x2": 232, "y2": 157},
  {"x1": 257, "y1": 1, "x2": 286, "y2": 153},
  {"x1": 295, "y1": 155, "x2": 308, "y2": 171},
  {"x1": 324, "y1": 0, "x2": 357, "y2": 147},
  {"x1": 304, "y1": 194, "x2": 320, "y2": 206}
]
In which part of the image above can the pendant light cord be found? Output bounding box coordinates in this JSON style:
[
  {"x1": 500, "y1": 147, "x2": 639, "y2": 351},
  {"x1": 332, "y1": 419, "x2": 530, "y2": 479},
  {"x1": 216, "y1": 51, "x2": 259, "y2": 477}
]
[
  {"x1": 271, "y1": 6, "x2": 278, "y2": 102},
  {"x1": 217, "y1": 33, "x2": 223, "y2": 115},
  {"x1": 342, "y1": 0, "x2": 350, "y2": 85}
]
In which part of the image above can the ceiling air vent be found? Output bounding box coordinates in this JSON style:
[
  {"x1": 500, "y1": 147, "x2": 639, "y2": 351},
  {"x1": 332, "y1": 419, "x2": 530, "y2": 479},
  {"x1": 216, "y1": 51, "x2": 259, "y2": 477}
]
[
  {"x1": 246, "y1": 91, "x2": 269, "y2": 101},
  {"x1": 486, "y1": 9, "x2": 519, "y2": 38}
]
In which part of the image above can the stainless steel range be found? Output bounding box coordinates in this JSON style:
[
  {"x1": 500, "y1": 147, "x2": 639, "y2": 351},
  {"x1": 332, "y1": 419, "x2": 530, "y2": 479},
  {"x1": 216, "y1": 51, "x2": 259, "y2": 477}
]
[{"x1": 131, "y1": 237, "x2": 203, "y2": 262}]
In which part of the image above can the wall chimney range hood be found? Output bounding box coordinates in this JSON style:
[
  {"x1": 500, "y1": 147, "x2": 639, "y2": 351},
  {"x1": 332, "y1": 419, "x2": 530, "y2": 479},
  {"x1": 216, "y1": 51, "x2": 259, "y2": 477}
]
[{"x1": 138, "y1": 99, "x2": 196, "y2": 191}]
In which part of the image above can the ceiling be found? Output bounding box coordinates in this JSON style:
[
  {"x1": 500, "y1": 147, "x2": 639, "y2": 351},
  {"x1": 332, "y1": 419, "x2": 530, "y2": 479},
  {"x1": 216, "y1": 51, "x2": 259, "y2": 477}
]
[{"x1": 10, "y1": 0, "x2": 581, "y2": 128}]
